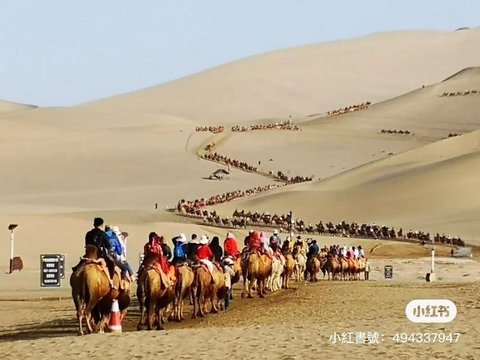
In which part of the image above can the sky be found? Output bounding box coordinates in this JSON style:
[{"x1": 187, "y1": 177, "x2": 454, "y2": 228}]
[{"x1": 0, "y1": 0, "x2": 478, "y2": 106}]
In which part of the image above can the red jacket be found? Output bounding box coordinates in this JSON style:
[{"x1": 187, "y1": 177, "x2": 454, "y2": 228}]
[
  {"x1": 145, "y1": 240, "x2": 162, "y2": 256},
  {"x1": 224, "y1": 238, "x2": 240, "y2": 257},
  {"x1": 144, "y1": 240, "x2": 169, "y2": 273},
  {"x1": 197, "y1": 244, "x2": 213, "y2": 260},
  {"x1": 248, "y1": 231, "x2": 261, "y2": 251}
]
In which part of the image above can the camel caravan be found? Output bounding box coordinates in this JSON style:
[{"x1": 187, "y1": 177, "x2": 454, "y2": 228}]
[
  {"x1": 176, "y1": 185, "x2": 281, "y2": 216},
  {"x1": 175, "y1": 208, "x2": 466, "y2": 247},
  {"x1": 202, "y1": 151, "x2": 313, "y2": 185},
  {"x1": 380, "y1": 129, "x2": 413, "y2": 135},
  {"x1": 440, "y1": 89, "x2": 478, "y2": 97},
  {"x1": 195, "y1": 126, "x2": 225, "y2": 134},
  {"x1": 231, "y1": 119, "x2": 300, "y2": 132},
  {"x1": 71, "y1": 217, "x2": 373, "y2": 336},
  {"x1": 325, "y1": 101, "x2": 371, "y2": 117}
]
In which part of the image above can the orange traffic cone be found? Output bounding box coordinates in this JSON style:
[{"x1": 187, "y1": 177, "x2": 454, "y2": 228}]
[{"x1": 108, "y1": 299, "x2": 122, "y2": 333}]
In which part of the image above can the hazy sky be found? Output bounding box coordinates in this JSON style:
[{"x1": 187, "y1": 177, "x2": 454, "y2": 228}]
[{"x1": 0, "y1": 0, "x2": 478, "y2": 106}]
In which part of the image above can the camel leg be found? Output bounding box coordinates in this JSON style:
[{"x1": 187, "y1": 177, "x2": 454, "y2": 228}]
[
  {"x1": 191, "y1": 286, "x2": 197, "y2": 319},
  {"x1": 96, "y1": 313, "x2": 109, "y2": 333},
  {"x1": 156, "y1": 305, "x2": 165, "y2": 330},
  {"x1": 247, "y1": 277, "x2": 253, "y2": 298},
  {"x1": 147, "y1": 298, "x2": 155, "y2": 330},
  {"x1": 210, "y1": 289, "x2": 218, "y2": 314},
  {"x1": 180, "y1": 296, "x2": 185, "y2": 321},
  {"x1": 198, "y1": 286, "x2": 206, "y2": 317},
  {"x1": 137, "y1": 296, "x2": 145, "y2": 330},
  {"x1": 84, "y1": 308, "x2": 94, "y2": 334},
  {"x1": 241, "y1": 275, "x2": 248, "y2": 298},
  {"x1": 75, "y1": 301, "x2": 85, "y2": 336}
]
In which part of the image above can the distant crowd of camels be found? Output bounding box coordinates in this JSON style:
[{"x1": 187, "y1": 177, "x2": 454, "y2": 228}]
[
  {"x1": 231, "y1": 120, "x2": 300, "y2": 132},
  {"x1": 201, "y1": 152, "x2": 313, "y2": 184},
  {"x1": 380, "y1": 129, "x2": 413, "y2": 135},
  {"x1": 448, "y1": 133, "x2": 462, "y2": 138},
  {"x1": 195, "y1": 126, "x2": 225, "y2": 134},
  {"x1": 195, "y1": 120, "x2": 301, "y2": 134},
  {"x1": 440, "y1": 90, "x2": 478, "y2": 97},
  {"x1": 326, "y1": 101, "x2": 371, "y2": 117},
  {"x1": 176, "y1": 205, "x2": 465, "y2": 247},
  {"x1": 176, "y1": 185, "x2": 281, "y2": 213}
]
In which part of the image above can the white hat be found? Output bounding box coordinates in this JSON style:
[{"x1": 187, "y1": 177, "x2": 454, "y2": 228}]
[
  {"x1": 273, "y1": 230, "x2": 279, "y2": 235},
  {"x1": 224, "y1": 258, "x2": 234, "y2": 266},
  {"x1": 226, "y1": 232, "x2": 235, "y2": 239},
  {"x1": 112, "y1": 226, "x2": 122, "y2": 236},
  {"x1": 199, "y1": 234, "x2": 209, "y2": 245},
  {"x1": 178, "y1": 233, "x2": 187, "y2": 243}
]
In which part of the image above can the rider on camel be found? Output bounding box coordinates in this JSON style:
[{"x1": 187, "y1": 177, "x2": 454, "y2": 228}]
[
  {"x1": 224, "y1": 232, "x2": 240, "y2": 259},
  {"x1": 196, "y1": 234, "x2": 216, "y2": 282},
  {"x1": 144, "y1": 232, "x2": 172, "y2": 279},
  {"x1": 82, "y1": 217, "x2": 116, "y2": 289},
  {"x1": 306, "y1": 240, "x2": 320, "y2": 259}
]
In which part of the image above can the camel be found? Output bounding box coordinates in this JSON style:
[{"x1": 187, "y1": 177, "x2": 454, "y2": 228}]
[
  {"x1": 294, "y1": 251, "x2": 306, "y2": 282},
  {"x1": 137, "y1": 253, "x2": 171, "y2": 330},
  {"x1": 172, "y1": 265, "x2": 194, "y2": 322},
  {"x1": 340, "y1": 258, "x2": 349, "y2": 281},
  {"x1": 321, "y1": 256, "x2": 340, "y2": 281},
  {"x1": 70, "y1": 245, "x2": 123, "y2": 335},
  {"x1": 192, "y1": 264, "x2": 225, "y2": 318},
  {"x1": 241, "y1": 251, "x2": 272, "y2": 298},
  {"x1": 282, "y1": 253, "x2": 296, "y2": 289},
  {"x1": 305, "y1": 256, "x2": 320, "y2": 282},
  {"x1": 267, "y1": 254, "x2": 284, "y2": 292}
]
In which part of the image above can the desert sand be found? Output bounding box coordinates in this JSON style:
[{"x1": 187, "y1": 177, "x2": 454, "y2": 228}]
[{"x1": 1, "y1": 29, "x2": 480, "y2": 359}]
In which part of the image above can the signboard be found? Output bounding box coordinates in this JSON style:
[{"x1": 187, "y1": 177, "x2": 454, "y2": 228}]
[
  {"x1": 384, "y1": 265, "x2": 393, "y2": 279},
  {"x1": 40, "y1": 254, "x2": 62, "y2": 288}
]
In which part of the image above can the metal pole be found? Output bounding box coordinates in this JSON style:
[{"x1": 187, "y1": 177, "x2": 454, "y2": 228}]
[
  {"x1": 289, "y1": 211, "x2": 293, "y2": 241},
  {"x1": 431, "y1": 248, "x2": 435, "y2": 273},
  {"x1": 9, "y1": 230, "x2": 14, "y2": 274}
]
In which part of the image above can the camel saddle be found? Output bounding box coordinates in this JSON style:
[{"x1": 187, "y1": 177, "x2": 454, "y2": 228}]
[{"x1": 143, "y1": 264, "x2": 173, "y2": 289}]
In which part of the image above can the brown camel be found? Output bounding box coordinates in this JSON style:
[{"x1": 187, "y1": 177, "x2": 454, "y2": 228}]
[
  {"x1": 172, "y1": 265, "x2": 194, "y2": 322},
  {"x1": 321, "y1": 256, "x2": 340, "y2": 281},
  {"x1": 347, "y1": 258, "x2": 361, "y2": 280},
  {"x1": 241, "y1": 251, "x2": 272, "y2": 298},
  {"x1": 192, "y1": 264, "x2": 224, "y2": 318},
  {"x1": 136, "y1": 253, "x2": 171, "y2": 330},
  {"x1": 305, "y1": 256, "x2": 320, "y2": 282},
  {"x1": 282, "y1": 253, "x2": 296, "y2": 289},
  {"x1": 70, "y1": 245, "x2": 122, "y2": 335},
  {"x1": 340, "y1": 258, "x2": 349, "y2": 281}
]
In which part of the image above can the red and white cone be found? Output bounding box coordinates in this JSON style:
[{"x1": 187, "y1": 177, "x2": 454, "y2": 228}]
[{"x1": 108, "y1": 299, "x2": 122, "y2": 333}]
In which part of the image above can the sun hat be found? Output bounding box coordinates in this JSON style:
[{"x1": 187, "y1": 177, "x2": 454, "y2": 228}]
[{"x1": 199, "y1": 234, "x2": 209, "y2": 245}]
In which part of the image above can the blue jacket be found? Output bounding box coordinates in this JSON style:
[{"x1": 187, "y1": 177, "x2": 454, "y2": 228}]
[
  {"x1": 106, "y1": 230, "x2": 122, "y2": 256},
  {"x1": 307, "y1": 243, "x2": 320, "y2": 258}
]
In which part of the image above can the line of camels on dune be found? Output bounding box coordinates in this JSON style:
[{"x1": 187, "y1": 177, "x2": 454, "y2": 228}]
[
  {"x1": 175, "y1": 205, "x2": 465, "y2": 247},
  {"x1": 325, "y1": 101, "x2": 371, "y2": 117},
  {"x1": 176, "y1": 185, "x2": 280, "y2": 211},
  {"x1": 440, "y1": 90, "x2": 479, "y2": 97},
  {"x1": 195, "y1": 120, "x2": 301, "y2": 135},
  {"x1": 380, "y1": 129, "x2": 413, "y2": 135},
  {"x1": 201, "y1": 152, "x2": 313, "y2": 184}
]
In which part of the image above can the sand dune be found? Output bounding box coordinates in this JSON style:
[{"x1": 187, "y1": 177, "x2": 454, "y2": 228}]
[
  {"x1": 213, "y1": 129, "x2": 480, "y2": 244},
  {"x1": 1, "y1": 28, "x2": 480, "y2": 359},
  {"x1": 0, "y1": 99, "x2": 37, "y2": 112},
  {"x1": 81, "y1": 29, "x2": 480, "y2": 123}
]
